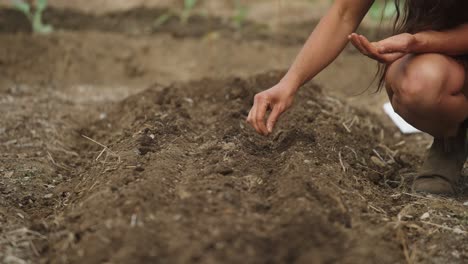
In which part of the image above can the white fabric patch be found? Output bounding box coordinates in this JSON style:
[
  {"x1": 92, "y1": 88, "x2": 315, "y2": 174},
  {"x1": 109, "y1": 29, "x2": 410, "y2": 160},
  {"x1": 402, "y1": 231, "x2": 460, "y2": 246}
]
[{"x1": 383, "y1": 102, "x2": 421, "y2": 134}]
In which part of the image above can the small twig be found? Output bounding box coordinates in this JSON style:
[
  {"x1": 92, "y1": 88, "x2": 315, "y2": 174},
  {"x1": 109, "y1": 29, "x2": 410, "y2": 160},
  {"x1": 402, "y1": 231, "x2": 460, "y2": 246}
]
[
  {"x1": 344, "y1": 146, "x2": 358, "y2": 160},
  {"x1": 373, "y1": 149, "x2": 386, "y2": 163},
  {"x1": 378, "y1": 144, "x2": 397, "y2": 163},
  {"x1": 46, "y1": 151, "x2": 73, "y2": 171},
  {"x1": 7, "y1": 228, "x2": 46, "y2": 239},
  {"x1": 368, "y1": 203, "x2": 387, "y2": 215},
  {"x1": 355, "y1": 163, "x2": 384, "y2": 175},
  {"x1": 324, "y1": 96, "x2": 343, "y2": 106},
  {"x1": 82, "y1": 135, "x2": 120, "y2": 162},
  {"x1": 88, "y1": 180, "x2": 99, "y2": 191},
  {"x1": 320, "y1": 109, "x2": 336, "y2": 117},
  {"x1": 81, "y1": 135, "x2": 107, "y2": 148},
  {"x1": 342, "y1": 123, "x2": 351, "y2": 133},
  {"x1": 420, "y1": 221, "x2": 467, "y2": 234},
  {"x1": 338, "y1": 151, "x2": 346, "y2": 172},
  {"x1": 130, "y1": 214, "x2": 137, "y2": 227},
  {"x1": 46, "y1": 151, "x2": 56, "y2": 165},
  {"x1": 96, "y1": 147, "x2": 107, "y2": 161},
  {"x1": 396, "y1": 225, "x2": 413, "y2": 264},
  {"x1": 401, "y1": 192, "x2": 441, "y2": 201},
  {"x1": 348, "y1": 115, "x2": 359, "y2": 129},
  {"x1": 30, "y1": 240, "x2": 40, "y2": 257},
  {"x1": 394, "y1": 140, "x2": 406, "y2": 147}
]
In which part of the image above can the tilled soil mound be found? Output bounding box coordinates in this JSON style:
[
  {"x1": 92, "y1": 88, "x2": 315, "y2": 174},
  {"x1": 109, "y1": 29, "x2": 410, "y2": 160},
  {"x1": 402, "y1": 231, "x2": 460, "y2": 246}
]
[
  {"x1": 1, "y1": 71, "x2": 467, "y2": 264},
  {"x1": 7, "y1": 72, "x2": 458, "y2": 264}
]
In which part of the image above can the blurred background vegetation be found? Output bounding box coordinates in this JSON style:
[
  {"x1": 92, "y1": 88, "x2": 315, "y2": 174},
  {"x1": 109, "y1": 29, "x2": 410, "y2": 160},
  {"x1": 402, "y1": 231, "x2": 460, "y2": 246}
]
[{"x1": 2, "y1": 0, "x2": 397, "y2": 34}]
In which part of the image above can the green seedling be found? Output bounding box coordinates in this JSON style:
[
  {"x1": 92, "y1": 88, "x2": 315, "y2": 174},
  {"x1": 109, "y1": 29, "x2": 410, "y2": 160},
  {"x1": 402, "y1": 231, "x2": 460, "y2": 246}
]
[
  {"x1": 154, "y1": 0, "x2": 198, "y2": 27},
  {"x1": 180, "y1": 0, "x2": 197, "y2": 24},
  {"x1": 12, "y1": 0, "x2": 53, "y2": 34},
  {"x1": 233, "y1": 0, "x2": 248, "y2": 29}
]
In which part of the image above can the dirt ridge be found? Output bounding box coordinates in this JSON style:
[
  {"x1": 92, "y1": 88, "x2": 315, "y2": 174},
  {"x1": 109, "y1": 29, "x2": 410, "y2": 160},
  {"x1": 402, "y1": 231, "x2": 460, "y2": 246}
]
[{"x1": 36, "y1": 73, "x2": 414, "y2": 263}]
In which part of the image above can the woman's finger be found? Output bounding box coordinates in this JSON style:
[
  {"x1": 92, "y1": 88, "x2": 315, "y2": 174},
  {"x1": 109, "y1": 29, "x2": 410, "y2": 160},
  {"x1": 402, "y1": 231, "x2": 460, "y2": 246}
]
[
  {"x1": 266, "y1": 106, "x2": 282, "y2": 134},
  {"x1": 358, "y1": 35, "x2": 393, "y2": 63},
  {"x1": 349, "y1": 34, "x2": 368, "y2": 55},
  {"x1": 358, "y1": 35, "x2": 380, "y2": 57},
  {"x1": 377, "y1": 33, "x2": 414, "y2": 54},
  {"x1": 376, "y1": 38, "x2": 399, "y2": 53},
  {"x1": 348, "y1": 34, "x2": 364, "y2": 53},
  {"x1": 350, "y1": 34, "x2": 385, "y2": 62},
  {"x1": 252, "y1": 95, "x2": 269, "y2": 135},
  {"x1": 356, "y1": 36, "x2": 375, "y2": 57},
  {"x1": 246, "y1": 109, "x2": 252, "y2": 123},
  {"x1": 247, "y1": 104, "x2": 260, "y2": 133},
  {"x1": 254, "y1": 100, "x2": 270, "y2": 135}
]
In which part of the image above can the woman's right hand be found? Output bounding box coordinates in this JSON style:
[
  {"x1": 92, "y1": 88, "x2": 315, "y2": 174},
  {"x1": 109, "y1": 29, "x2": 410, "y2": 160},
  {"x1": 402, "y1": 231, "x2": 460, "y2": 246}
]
[
  {"x1": 246, "y1": 82, "x2": 296, "y2": 136},
  {"x1": 348, "y1": 33, "x2": 407, "y2": 64}
]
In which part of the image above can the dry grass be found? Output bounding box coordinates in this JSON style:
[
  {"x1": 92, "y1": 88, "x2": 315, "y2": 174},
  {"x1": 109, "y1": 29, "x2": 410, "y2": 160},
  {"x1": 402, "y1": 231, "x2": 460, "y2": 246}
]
[{"x1": 0, "y1": 226, "x2": 46, "y2": 263}]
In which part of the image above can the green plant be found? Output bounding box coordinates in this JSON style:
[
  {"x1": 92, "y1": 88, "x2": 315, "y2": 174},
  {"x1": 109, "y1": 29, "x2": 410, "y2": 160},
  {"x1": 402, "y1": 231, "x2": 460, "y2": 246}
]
[
  {"x1": 233, "y1": 0, "x2": 248, "y2": 29},
  {"x1": 154, "y1": 0, "x2": 198, "y2": 27},
  {"x1": 12, "y1": 0, "x2": 53, "y2": 34},
  {"x1": 180, "y1": 0, "x2": 197, "y2": 24},
  {"x1": 369, "y1": 1, "x2": 397, "y2": 21}
]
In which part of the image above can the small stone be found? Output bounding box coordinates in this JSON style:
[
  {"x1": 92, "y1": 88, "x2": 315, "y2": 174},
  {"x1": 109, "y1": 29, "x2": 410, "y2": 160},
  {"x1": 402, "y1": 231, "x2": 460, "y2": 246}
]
[
  {"x1": 222, "y1": 142, "x2": 236, "y2": 151},
  {"x1": 399, "y1": 215, "x2": 413, "y2": 221},
  {"x1": 177, "y1": 189, "x2": 191, "y2": 199},
  {"x1": 397, "y1": 154, "x2": 412, "y2": 165},
  {"x1": 215, "y1": 165, "x2": 234, "y2": 176},
  {"x1": 371, "y1": 156, "x2": 387, "y2": 168},
  {"x1": 367, "y1": 171, "x2": 381, "y2": 184},
  {"x1": 463, "y1": 201, "x2": 468, "y2": 206},
  {"x1": 134, "y1": 165, "x2": 145, "y2": 172},
  {"x1": 452, "y1": 250, "x2": 461, "y2": 259},
  {"x1": 453, "y1": 228, "x2": 465, "y2": 235},
  {"x1": 44, "y1": 193, "x2": 53, "y2": 199},
  {"x1": 173, "y1": 214, "x2": 182, "y2": 221},
  {"x1": 184, "y1": 97, "x2": 194, "y2": 105},
  {"x1": 420, "y1": 212, "x2": 430, "y2": 220}
]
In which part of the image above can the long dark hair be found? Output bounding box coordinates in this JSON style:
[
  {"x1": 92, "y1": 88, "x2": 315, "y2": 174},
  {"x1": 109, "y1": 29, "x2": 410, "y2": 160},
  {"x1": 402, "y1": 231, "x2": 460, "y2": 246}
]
[{"x1": 377, "y1": 0, "x2": 468, "y2": 90}]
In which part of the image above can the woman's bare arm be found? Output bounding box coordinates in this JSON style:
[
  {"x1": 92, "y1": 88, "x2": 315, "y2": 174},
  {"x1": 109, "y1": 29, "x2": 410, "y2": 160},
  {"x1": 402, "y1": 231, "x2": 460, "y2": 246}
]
[
  {"x1": 282, "y1": 0, "x2": 375, "y2": 91},
  {"x1": 373, "y1": 24, "x2": 468, "y2": 56},
  {"x1": 411, "y1": 24, "x2": 468, "y2": 55},
  {"x1": 247, "y1": 0, "x2": 374, "y2": 136}
]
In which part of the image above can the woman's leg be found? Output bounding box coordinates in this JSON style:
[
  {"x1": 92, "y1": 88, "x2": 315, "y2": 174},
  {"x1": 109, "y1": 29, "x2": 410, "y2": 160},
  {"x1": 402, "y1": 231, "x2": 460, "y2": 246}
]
[
  {"x1": 385, "y1": 53, "x2": 468, "y2": 194},
  {"x1": 385, "y1": 53, "x2": 468, "y2": 137}
]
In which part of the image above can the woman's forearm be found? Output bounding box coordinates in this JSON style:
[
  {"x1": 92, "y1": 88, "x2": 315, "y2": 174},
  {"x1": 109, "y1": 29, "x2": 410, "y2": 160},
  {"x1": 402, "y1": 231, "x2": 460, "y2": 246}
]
[
  {"x1": 281, "y1": 0, "x2": 374, "y2": 93},
  {"x1": 412, "y1": 24, "x2": 468, "y2": 56}
]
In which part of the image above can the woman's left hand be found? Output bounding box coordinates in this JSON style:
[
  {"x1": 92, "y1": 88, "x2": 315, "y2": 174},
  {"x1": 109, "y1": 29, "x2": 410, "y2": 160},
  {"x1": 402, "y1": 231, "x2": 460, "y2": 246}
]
[{"x1": 348, "y1": 33, "x2": 416, "y2": 64}]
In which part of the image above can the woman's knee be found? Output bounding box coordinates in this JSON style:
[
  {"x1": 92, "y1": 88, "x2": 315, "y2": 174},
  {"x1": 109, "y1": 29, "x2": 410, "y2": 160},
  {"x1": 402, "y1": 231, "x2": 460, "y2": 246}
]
[{"x1": 386, "y1": 54, "x2": 464, "y2": 113}]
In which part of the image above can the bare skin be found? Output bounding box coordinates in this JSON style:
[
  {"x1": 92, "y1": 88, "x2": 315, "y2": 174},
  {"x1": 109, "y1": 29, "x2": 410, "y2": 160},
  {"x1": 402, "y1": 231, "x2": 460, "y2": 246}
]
[
  {"x1": 247, "y1": 0, "x2": 375, "y2": 136},
  {"x1": 246, "y1": 0, "x2": 468, "y2": 139},
  {"x1": 348, "y1": 31, "x2": 468, "y2": 137}
]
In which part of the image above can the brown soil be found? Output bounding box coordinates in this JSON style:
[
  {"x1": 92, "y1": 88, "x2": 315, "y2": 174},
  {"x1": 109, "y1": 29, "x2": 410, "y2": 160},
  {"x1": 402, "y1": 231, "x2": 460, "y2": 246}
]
[{"x1": 0, "y1": 4, "x2": 467, "y2": 264}]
